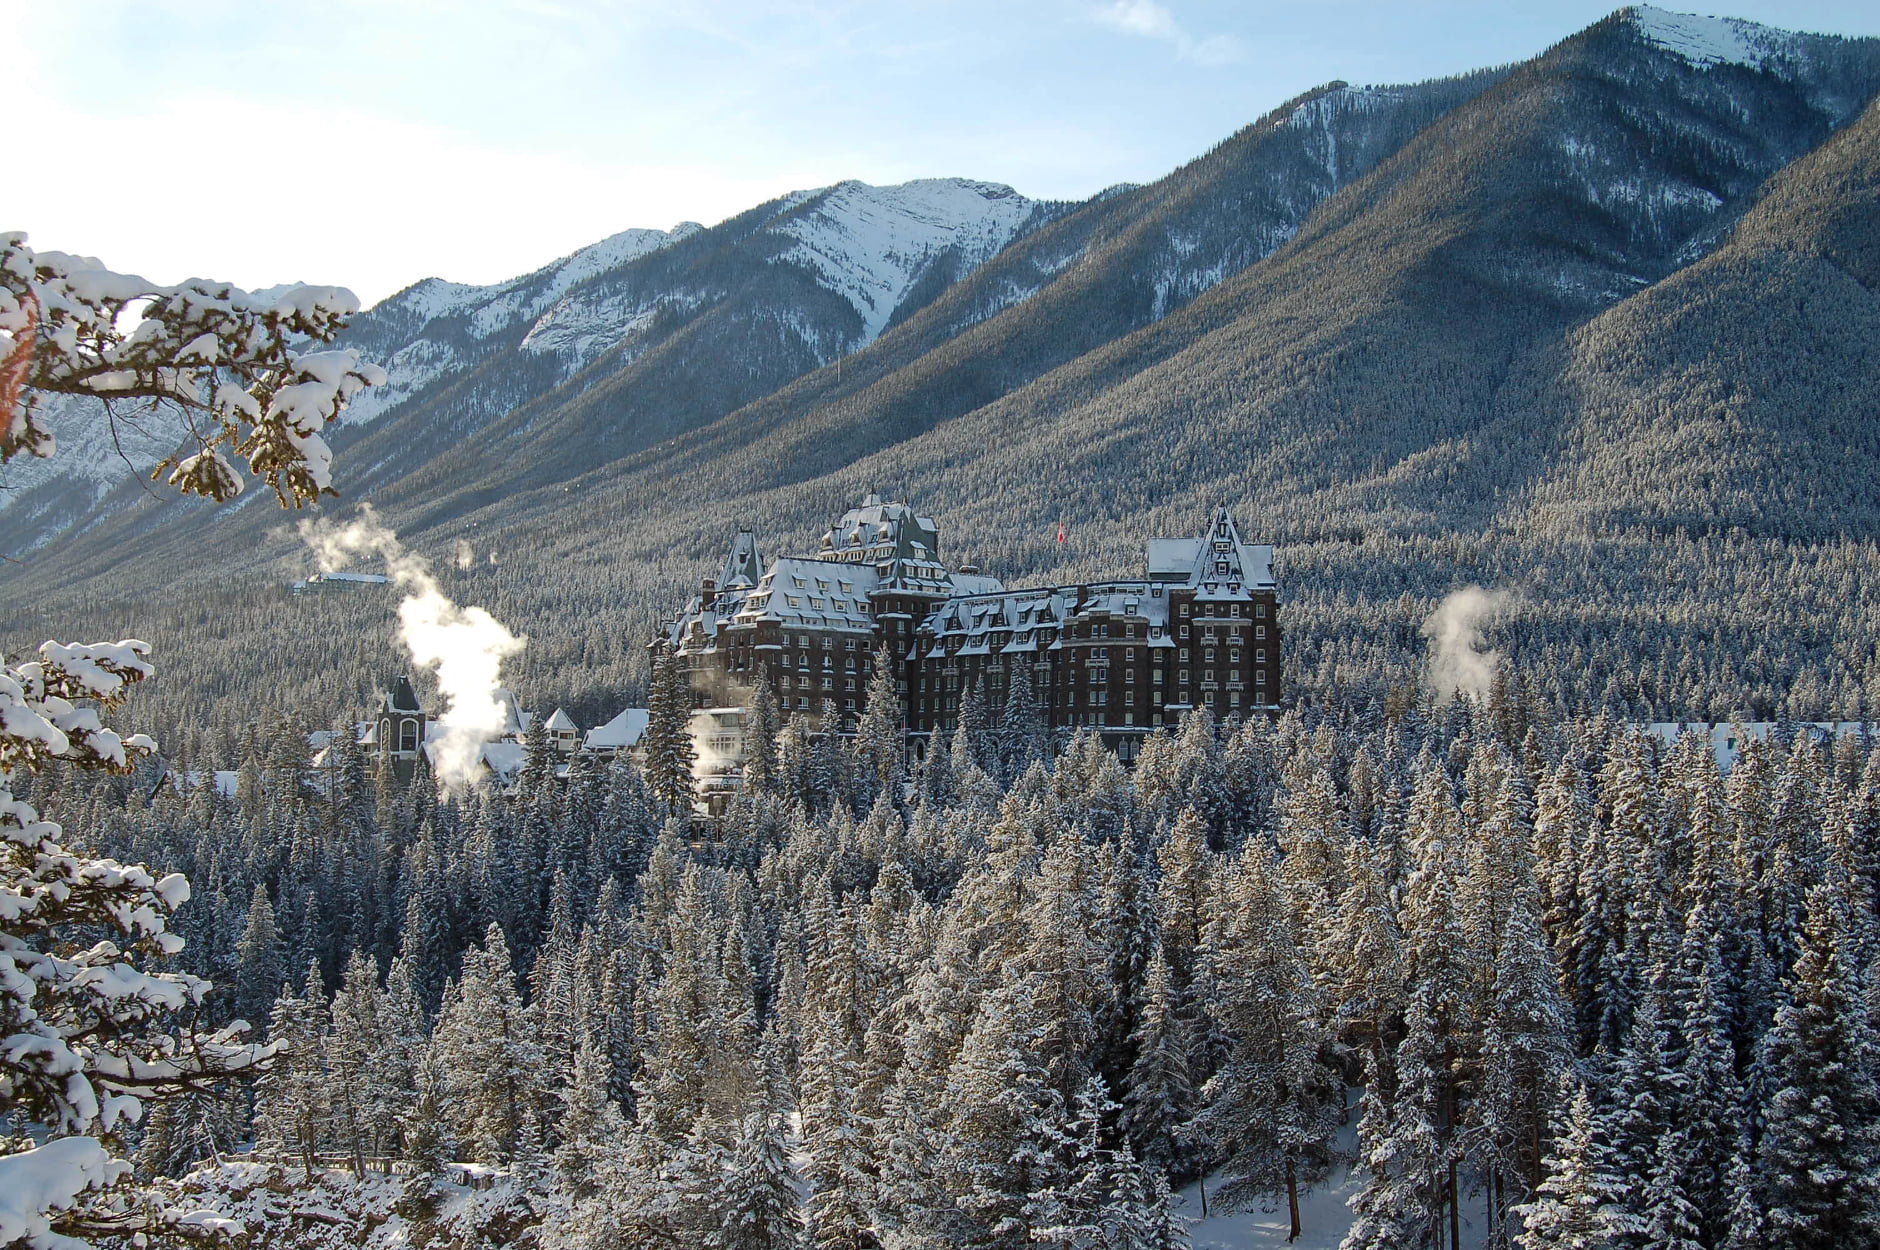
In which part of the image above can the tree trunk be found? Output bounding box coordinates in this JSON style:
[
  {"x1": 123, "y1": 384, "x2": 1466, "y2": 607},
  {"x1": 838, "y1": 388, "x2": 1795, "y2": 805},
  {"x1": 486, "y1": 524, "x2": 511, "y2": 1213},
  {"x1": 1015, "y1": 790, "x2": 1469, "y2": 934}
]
[
  {"x1": 1286, "y1": 1158, "x2": 1301, "y2": 1243},
  {"x1": 1449, "y1": 1158, "x2": 1460, "y2": 1250}
]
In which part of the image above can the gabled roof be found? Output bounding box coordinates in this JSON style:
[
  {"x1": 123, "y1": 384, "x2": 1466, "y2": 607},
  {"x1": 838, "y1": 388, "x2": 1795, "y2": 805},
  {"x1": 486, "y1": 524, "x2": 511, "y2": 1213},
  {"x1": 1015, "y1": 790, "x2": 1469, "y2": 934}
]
[
  {"x1": 584, "y1": 707, "x2": 651, "y2": 750},
  {"x1": 543, "y1": 708, "x2": 578, "y2": 733},
  {"x1": 1146, "y1": 507, "x2": 1274, "y2": 588},
  {"x1": 719, "y1": 530, "x2": 765, "y2": 589}
]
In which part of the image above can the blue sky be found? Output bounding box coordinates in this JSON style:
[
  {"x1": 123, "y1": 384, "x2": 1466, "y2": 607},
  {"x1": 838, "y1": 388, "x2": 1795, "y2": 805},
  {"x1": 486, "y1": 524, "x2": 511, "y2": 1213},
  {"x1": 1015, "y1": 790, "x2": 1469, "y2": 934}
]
[{"x1": 11, "y1": 0, "x2": 1878, "y2": 306}]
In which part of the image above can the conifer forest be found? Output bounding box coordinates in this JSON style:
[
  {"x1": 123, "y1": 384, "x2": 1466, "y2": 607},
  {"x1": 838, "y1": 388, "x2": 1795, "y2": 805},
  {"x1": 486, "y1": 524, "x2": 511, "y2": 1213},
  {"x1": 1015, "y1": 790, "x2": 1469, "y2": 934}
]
[{"x1": 19, "y1": 682, "x2": 1880, "y2": 1249}]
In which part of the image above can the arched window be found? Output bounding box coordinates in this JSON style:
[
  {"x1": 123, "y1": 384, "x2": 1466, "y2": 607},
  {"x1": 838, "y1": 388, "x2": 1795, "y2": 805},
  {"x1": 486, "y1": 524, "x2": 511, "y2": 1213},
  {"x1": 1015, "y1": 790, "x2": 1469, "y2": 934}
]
[{"x1": 399, "y1": 719, "x2": 419, "y2": 753}]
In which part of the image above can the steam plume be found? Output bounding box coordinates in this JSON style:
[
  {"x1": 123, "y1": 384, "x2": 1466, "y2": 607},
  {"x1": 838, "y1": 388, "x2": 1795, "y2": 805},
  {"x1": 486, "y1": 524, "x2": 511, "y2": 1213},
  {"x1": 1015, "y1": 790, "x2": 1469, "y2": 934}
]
[
  {"x1": 454, "y1": 538, "x2": 475, "y2": 570},
  {"x1": 300, "y1": 506, "x2": 526, "y2": 789},
  {"x1": 1421, "y1": 585, "x2": 1512, "y2": 706}
]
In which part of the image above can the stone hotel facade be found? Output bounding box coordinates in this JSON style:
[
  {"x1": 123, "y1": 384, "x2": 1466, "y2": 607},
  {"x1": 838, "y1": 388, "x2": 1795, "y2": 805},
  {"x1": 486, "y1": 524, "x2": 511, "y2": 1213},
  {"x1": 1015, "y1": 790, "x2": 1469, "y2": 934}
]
[{"x1": 659, "y1": 496, "x2": 1279, "y2": 762}]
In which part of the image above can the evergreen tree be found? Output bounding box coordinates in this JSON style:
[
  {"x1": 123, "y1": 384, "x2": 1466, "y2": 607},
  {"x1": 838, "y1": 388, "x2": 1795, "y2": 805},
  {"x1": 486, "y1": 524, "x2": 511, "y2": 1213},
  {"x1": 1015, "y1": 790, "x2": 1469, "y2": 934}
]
[
  {"x1": 997, "y1": 665, "x2": 1046, "y2": 783},
  {"x1": 432, "y1": 923, "x2": 545, "y2": 1165},
  {"x1": 643, "y1": 644, "x2": 699, "y2": 813},
  {"x1": 850, "y1": 648, "x2": 906, "y2": 814},
  {"x1": 1755, "y1": 885, "x2": 1880, "y2": 1249},
  {"x1": 233, "y1": 880, "x2": 285, "y2": 1030}
]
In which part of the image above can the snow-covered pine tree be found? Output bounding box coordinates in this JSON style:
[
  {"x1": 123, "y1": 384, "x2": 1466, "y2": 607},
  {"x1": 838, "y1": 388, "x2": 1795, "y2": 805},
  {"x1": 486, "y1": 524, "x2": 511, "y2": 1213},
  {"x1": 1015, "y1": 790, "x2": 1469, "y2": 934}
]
[
  {"x1": 1754, "y1": 884, "x2": 1880, "y2": 1249},
  {"x1": 997, "y1": 665, "x2": 1046, "y2": 783},
  {"x1": 325, "y1": 948, "x2": 392, "y2": 1176},
  {"x1": 1194, "y1": 837, "x2": 1343, "y2": 1243},
  {"x1": 253, "y1": 961, "x2": 331, "y2": 1177},
  {"x1": 642, "y1": 644, "x2": 699, "y2": 814},
  {"x1": 850, "y1": 647, "x2": 906, "y2": 814},
  {"x1": 1122, "y1": 940, "x2": 1193, "y2": 1172},
  {"x1": 1515, "y1": 1082, "x2": 1639, "y2": 1250},
  {"x1": 432, "y1": 923, "x2": 545, "y2": 1166},
  {"x1": 233, "y1": 879, "x2": 285, "y2": 1031}
]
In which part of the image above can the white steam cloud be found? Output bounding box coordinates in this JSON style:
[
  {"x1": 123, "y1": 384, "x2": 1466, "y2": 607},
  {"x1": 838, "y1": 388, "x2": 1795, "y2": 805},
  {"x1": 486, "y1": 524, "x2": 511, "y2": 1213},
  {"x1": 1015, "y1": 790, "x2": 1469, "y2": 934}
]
[
  {"x1": 300, "y1": 507, "x2": 526, "y2": 789},
  {"x1": 454, "y1": 538, "x2": 475, "y2": 570},
  {"x1": 1421, "y1": 585, "x2": 1513, "y2": 706}
]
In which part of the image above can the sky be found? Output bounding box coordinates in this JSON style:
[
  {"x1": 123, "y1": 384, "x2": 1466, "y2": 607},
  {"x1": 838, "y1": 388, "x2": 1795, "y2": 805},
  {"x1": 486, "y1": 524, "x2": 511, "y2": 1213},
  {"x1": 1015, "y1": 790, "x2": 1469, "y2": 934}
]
[{"x1": 11, "y1": 0, "x2": 1879, "y2": 308}]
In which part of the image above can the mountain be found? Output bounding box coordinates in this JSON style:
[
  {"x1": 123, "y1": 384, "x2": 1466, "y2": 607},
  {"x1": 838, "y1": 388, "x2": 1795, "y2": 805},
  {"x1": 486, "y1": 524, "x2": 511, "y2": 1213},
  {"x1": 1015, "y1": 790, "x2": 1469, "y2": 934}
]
[
  {"x1": 1, "y1": 178, "x2": 1053, "y2": 550},
  {"x1": 5, "y1": 6, "x2": 1880, "y2": 730}
]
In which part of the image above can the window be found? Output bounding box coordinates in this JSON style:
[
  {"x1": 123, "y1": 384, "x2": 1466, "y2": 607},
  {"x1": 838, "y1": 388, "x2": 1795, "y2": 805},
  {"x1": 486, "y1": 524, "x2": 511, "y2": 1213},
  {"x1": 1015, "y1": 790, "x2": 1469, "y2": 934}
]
[
  {"x1": 1216, "y1": 561, "x2": 1229, "y2": 574},
  {"x1": 1230, "y1": 692, "x2": 1242, "y2": 707},
  {"x1": 786, "y1": 596, "x2": 802, "y2": 608},
  {"x1": 1153, "y1": 670, "x2": 1164, "y2": 685},
  {"x1": 1256, "y1": 649, "x2": 1266, "y2": 662},
  {"x1": 399, "y1": 719, "x2": 418, "y2": 753},
  {"x1": 1126, "y1": 669, "x2": 1136, "y2": 683},
  {"x1": 1179, "y1": 670, "x2": 1191, "y2": 685},
  {"x1": 845, "y1": 638, "x2": 858, "y2": 650},
  {"x1": 1094, "y1": 647, "x2": 1108, "y2": 661},
  {"x1": 1125, "y1": 691, "x2": 1135, "y2": 705},
  {"x1": 810, "y1": 598, "x2": 824, "y2": 609},
  {"x1": 1180, "y1": 625, "x2": 1190, "y2": 639},
  {"x1": 1179, "y1": 604, "x2": 1190, "y2": 617},
  {"x1": 1256, "y1": 672, "x2": 1267, "y2": 685},
  {"x1": 1256, "y1": 603, "x2": 1268, "y2": 618},
  {"x1": 1256, "y1": 626, "x2": 1267, "y2": 639},
  {"x1": 1231, "y1": 649, "x2": 1242, "y2": 663},
  {"x1": 1231, "y1": 605, "x2": 1242, "y2": 617},
  {"x1": 1124, "y1": 712, "x2": 1135, "y2": 725},
  {"x1": 1126, "y1": 648, "x2": 1136, "y2": 661},
  {"x1": 798, "y1": 696, "x2": 810, "y2": 709},
  {"x1": 798, "y1": 634, "x2": 809, "y2": 646},
  {"x1": 821, "y1": 636, "x2": 832, "y2": 648},
  {"x1": 1204, "y1": 648, "x2": 1216, "y2": 662}
]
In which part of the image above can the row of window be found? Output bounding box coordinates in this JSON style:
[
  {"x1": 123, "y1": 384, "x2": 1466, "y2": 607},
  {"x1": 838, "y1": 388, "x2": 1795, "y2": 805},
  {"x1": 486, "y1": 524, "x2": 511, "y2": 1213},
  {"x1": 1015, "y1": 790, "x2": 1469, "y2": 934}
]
[{"x1": 913, "y1": 687, "x2": 1261, "y2": 720}]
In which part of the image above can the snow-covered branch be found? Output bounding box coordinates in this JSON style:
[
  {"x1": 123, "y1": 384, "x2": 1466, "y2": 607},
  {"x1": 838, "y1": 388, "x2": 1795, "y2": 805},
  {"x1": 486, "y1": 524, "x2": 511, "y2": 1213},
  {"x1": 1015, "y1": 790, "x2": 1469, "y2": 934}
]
[{"x1": 0, "y1": 232, "x2": 385, "y2": 506}]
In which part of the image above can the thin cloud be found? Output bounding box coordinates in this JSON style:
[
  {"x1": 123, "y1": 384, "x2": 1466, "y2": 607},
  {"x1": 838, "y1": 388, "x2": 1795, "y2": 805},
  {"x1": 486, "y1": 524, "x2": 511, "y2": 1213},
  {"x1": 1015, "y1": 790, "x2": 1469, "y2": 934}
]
[{"x1": 1090, "y1": 0, "x2": 1244, "y2": 65}]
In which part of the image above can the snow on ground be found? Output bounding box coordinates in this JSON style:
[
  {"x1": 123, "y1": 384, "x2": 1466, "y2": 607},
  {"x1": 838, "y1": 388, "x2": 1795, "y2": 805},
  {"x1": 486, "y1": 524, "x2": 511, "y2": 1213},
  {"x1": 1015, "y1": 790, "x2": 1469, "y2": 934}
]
[
  {"x1": 1626, "y1": 5, "x2": 1794, "y2": 69},
  {"x1": 777, "y1": 178, "x2": 1037, "y2": 345},
  {"x1": 1173, "y1": 1105, "x2": 1493, "y2": 1250}
]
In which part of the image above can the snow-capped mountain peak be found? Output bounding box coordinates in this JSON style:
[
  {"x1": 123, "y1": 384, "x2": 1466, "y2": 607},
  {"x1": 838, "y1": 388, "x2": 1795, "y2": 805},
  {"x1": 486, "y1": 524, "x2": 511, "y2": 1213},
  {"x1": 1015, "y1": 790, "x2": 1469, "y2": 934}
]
[
  {"x1": 1624, "y1": 5, "x2": 1796, "y2": 69},
  {"x1": 775, "y1": 177, "x2": 1038, "y2": 344}
]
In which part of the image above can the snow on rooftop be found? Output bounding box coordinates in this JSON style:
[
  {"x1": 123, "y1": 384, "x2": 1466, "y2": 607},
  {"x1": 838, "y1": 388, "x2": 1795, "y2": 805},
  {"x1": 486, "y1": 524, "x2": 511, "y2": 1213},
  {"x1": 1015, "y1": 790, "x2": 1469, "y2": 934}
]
[
  {"x1": 543, "y1": 708, "x2": 578, "y2": 733},
  {"x1": 1625, "y1": 6, "x2": 1793, "y2": 69},
  {"x1": 584, "y1": 707, "x2": 650, "y2": 750}
]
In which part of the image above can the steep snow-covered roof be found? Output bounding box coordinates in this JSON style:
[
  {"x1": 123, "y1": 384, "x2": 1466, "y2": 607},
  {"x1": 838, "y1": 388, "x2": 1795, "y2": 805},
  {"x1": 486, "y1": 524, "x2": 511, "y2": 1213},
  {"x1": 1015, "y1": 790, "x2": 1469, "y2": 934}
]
[
  {"x1": 585, "y1": 707, "x2": 651, "y2": 750},
  {"x1": 543, "y1": 708, "x2": 578, "y2": 733},
  {"x1": 1146, "y1": 508, "x2": 1275, "y2": 588}
]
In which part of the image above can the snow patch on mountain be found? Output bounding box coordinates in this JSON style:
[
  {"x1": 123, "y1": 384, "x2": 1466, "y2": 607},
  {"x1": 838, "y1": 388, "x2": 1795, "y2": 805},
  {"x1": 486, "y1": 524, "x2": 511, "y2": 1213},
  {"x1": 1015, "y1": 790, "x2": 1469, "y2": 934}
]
[
  {"x1": 335, "y1": 225, "x2": 695, "y2": 426},
  {"x1": 1626, "y1": 6, "x2": 1795, "y2": 69},
  {"x1": 776, "y1": 178, "x2": 1037, "y2": 345},
  {"x1": 466, "y1": 226, "x2": 685, "y2": 340}
]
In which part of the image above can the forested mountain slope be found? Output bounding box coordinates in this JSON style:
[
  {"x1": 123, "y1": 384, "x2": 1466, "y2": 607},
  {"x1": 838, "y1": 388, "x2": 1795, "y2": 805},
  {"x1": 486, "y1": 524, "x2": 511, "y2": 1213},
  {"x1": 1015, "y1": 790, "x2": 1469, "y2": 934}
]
[{"x1": 1514, "y1": 90, "x2": 1880, "y2": 539}]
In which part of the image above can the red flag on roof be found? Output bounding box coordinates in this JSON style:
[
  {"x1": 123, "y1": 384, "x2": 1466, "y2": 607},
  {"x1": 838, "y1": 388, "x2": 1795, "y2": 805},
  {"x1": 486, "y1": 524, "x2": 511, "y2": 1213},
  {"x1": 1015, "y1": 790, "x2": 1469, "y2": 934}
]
[{"x1": 1055, "y1": 520, "x2": 1065, "y2": 544}]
